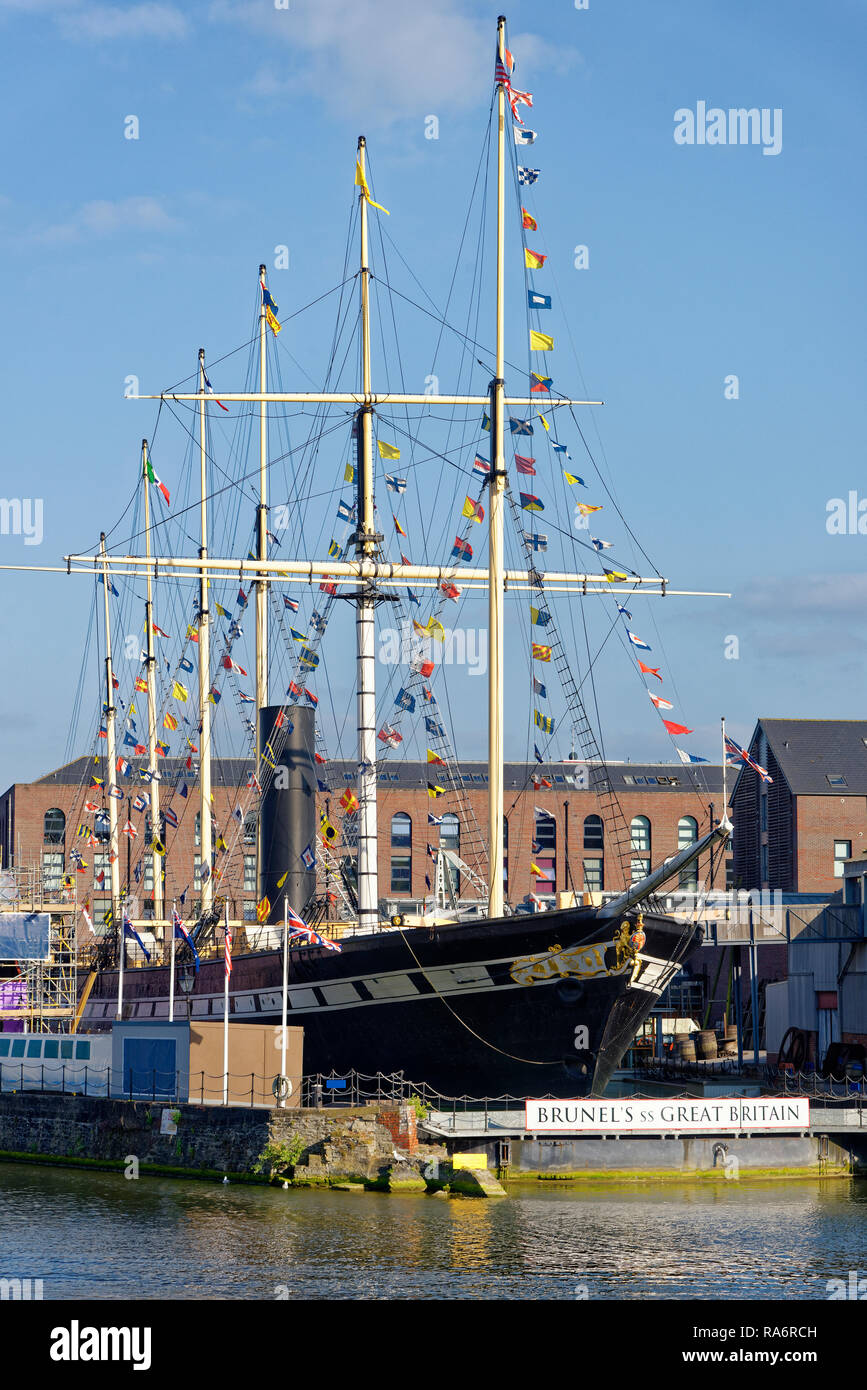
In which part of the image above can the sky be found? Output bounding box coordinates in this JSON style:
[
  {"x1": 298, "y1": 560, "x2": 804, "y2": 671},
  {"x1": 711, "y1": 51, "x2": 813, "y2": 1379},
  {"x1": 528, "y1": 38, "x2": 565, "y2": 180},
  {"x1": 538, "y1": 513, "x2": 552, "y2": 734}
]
[{"x1": 0, "y1": 0, "x2": 864, "y2": 788}]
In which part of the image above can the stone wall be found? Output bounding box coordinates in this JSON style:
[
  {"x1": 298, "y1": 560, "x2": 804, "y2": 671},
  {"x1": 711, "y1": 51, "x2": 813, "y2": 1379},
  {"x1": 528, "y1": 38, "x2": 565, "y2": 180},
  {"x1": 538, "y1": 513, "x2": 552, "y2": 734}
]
[{"x1": 0, "y1": 1093, "x2": 444, "y2": 1187}]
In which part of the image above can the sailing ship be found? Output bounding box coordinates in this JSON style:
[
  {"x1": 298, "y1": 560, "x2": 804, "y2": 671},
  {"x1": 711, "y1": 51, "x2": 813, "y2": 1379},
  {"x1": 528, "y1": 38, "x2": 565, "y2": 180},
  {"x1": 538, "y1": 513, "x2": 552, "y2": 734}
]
[{"x1": 60, "y1": 15, "x2": 731, "y2": 1098}]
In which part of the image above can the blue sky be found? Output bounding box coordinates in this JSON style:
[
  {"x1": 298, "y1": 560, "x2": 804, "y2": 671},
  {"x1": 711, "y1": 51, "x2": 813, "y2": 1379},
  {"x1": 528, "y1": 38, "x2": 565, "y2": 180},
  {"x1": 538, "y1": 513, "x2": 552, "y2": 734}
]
[{"x1": 0, "y1": 0, "x2": 864, "y2": 788}]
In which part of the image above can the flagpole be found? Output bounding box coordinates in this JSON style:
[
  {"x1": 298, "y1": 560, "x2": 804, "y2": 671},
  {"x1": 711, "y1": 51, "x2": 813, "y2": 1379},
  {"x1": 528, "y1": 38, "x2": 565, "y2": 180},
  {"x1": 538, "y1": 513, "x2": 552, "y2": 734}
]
[
  {"x1": 169, "y1": 897, "x2": 176, "y2": 1023},
  {"x1": 721, "y1": 716, "x2": 728, "y2": 823},
  {"x1": 280, "y1": 895, "x2": 288, "y2": 1108},
  {"x1": 223, "y1": 899, "x2": 230, "y2": 1106},
  {"x1": 198, "y1": 350, "x2": 213, "y2": 915},
  {"x1": 142, "y1": 440, "x2": 163, "y2": 926},
  {"x1": 355, "y1": 134, "x2": 379, "y2": 934},
  {"x1": 99, "y1": 532, "x2": 122, "y2": 1015},
  {"x1": 487, "y1": 14, "x2": 508, "y2": 920},
  {"x1": 255, "y1": 267, "x2": 269, "y2": 908}
]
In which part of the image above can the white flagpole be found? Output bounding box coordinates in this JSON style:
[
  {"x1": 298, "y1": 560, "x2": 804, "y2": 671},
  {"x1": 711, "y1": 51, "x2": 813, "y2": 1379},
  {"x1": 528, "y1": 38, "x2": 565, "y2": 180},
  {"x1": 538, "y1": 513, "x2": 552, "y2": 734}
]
[
  {"x1": 117, "y1": 911, "x2": 125, "y2": 1021},
  {"x1": 223, "y1": 900, "x2": 230, "y2": 1106},
  {"x1": 169, "y1": 897, "x2": 176, "y2": 1023},
  {"x1": 280, "y1": 896, "x2": 288, "y2": 1108},
  {"x1": 721, "y1": 715, "x2": 728, "y2": 821}
]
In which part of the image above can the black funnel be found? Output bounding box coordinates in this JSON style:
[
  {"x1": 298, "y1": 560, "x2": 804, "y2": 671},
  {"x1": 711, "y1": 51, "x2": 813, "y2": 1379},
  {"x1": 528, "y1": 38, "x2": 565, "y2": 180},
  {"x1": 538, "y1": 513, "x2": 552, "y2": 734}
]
[{"x1": 257, "y1": 704, "x2": 316, "y2": 923}]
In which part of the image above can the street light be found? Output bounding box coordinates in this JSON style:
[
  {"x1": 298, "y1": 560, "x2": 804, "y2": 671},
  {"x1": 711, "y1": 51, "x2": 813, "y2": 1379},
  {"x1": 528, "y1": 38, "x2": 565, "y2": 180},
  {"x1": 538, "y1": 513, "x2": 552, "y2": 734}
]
[{"x1": 178, "y1": 963, "x2": 195, "y2": 1022}]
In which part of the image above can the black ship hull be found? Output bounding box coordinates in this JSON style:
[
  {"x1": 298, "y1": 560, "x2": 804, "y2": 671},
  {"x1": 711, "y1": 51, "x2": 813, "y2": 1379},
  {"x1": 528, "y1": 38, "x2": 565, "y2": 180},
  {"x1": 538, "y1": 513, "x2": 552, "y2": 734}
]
[{"x1": 81, "y1": 905, "x2": 700, "y2": 1097}]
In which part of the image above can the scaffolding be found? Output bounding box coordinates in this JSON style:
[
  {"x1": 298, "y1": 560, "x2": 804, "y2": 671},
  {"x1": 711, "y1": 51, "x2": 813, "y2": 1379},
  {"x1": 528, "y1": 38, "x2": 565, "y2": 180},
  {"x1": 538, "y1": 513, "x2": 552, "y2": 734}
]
[{"x1": 0, "y1": 867, "x2": 79, "y2": 1032}]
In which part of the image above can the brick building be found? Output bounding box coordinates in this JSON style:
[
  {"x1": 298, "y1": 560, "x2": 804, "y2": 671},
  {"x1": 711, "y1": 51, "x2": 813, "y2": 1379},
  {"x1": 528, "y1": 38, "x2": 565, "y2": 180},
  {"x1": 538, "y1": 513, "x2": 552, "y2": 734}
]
[
  {"x1": 0, "y1": 755, "x2": 727, "y2": 921},
  {"x1": 731, "y1": 719, "x2": 867, "y2": 893}
]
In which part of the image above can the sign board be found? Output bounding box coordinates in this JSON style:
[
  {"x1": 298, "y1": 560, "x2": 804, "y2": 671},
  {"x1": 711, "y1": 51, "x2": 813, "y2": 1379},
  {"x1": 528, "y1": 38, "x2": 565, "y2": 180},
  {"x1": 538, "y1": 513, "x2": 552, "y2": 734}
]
[
  {"x1": 525, "y1": 1097, "x2": 811, "y2": 1134},
  {"x1": 0, "y1": 913, "x2": 51, "y2": 962}
]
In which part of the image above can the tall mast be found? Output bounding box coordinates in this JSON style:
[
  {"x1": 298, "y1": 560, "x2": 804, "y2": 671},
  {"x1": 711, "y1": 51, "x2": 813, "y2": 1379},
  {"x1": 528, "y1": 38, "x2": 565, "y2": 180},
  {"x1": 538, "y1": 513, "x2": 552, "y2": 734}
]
[
  {"x1": 98, "y1": 532, "x2": 121, "y2": 939},
  {"x1": 488, "y1": 14, "x2": 508, "y2": 919},
  {"x1": 355, "y1": 134, "x2": 379, "y2": 933},
  {"x1": 256, "y1": 266, "x2": 269, "y2": 717},
  {"x1": 141, "y1": 440, "x2": 163, "y2": 921},
  {"x1": 256, "y1": 265, "x2": 269, "y2": 901},
  {"x1": 198, "y1": 349, "x2": 213, "y2": 913}
]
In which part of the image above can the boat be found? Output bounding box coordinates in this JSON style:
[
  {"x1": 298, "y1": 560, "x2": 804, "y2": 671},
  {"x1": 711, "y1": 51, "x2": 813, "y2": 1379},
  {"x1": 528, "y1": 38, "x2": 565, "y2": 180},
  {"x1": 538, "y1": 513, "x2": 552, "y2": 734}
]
[{"x1": 56, "y1": 15, "x2": 731, "y2": 1099}]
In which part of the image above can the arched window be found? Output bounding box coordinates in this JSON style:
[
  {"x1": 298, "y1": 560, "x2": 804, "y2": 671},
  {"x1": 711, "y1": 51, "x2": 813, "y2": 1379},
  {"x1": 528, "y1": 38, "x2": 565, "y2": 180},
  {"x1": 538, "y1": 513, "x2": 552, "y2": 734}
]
[
  {"x1": 583, "y1": 813, "x2": 603, "y2": 892},
  {"x1": 534, "y1": 811, "x2": 556, "y2": 894},
  {"x1": 44, "y1": 808, "x2": 65, "y2": 844},
  {"x1": 503, "y1": 817, "x2": 509, "y2": 897},
  {"x1": 441, "y1": 813, "x2": 460, "y2": 895},
  {"x1": 390, "y1": 813, "x2": 412, "y2": 894},
  {"x1": 630, "y1": 815, "x2": 651, "y2": 883},
  {"x1": 678, "y1": 815, "x2": 699, "y2": 888}
]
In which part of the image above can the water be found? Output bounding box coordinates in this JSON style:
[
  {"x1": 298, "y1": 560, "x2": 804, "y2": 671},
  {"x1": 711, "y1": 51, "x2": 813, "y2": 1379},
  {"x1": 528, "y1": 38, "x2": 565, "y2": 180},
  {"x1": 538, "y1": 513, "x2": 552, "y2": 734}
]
[{"x1": 1, "y1": 1163, "x2": 864, "y2": 1299}]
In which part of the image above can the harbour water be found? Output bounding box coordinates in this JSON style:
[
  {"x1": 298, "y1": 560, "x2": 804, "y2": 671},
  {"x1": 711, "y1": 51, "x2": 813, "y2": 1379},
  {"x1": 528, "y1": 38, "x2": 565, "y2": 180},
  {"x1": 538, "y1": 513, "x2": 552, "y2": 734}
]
[{"x1": 1, "y1": 1163, "x2": 864, "y2": 1300}]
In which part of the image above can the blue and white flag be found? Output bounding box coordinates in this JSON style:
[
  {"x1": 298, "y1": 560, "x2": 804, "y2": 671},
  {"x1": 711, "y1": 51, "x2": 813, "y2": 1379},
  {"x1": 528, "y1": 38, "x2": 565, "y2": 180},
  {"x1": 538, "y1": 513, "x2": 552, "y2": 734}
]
[
  {"x1": 517, "y1": 167, "x2": 539, "y2": 185},
  {"x1": 523, "y1": 531, "x2": 548, "y2": 552},
  {"x1": 627, "y1": 630, "x2": 651, "y2": 651},
  {"x1": 395, "y1": 688, "x2": 416, "y2": 713},
  {"x1": 336, "y1": 499, "x2": 355, "y2": 522},
  {"x1": 551, "y1": 441, "x2": 572, "y2": 461},
  {"x1": 514, "y1": 128, "x2": 537, "y2": 145},
  {"x1": 510, "y1": 417, "x2": 534, "y2": 435},
  {"x1": 528, "y1": 290, "x2": 551, "y2": 310},
  {"x1": 172, "y1": 910, "x2": 199, "y2": 971},
  {"x1": 385, "y1": 474, "x2": 407, "y2": 494},
  {"x1": 617, "y1": 603, "x2": 632, "y2": 620},
  {"x1": 301, "y1": 842, "x2": 316, "y2": 870},
  {"x1": 675, "y1": 748, "x2": 709, "y2": 765}
]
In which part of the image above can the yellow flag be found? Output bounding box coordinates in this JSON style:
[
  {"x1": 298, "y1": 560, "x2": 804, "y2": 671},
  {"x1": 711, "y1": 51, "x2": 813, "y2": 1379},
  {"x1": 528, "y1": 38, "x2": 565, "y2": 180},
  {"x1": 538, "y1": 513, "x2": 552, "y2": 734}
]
[
  {"x1": 427, "y1": 749, "x2": 446, "y2": 765},
  {"x1": 265, "y1": 304, "x2": 281, "y2": 335},
  {"x1": 256, "y1": 896, "x2": 271, "y2": 924},
  {"x1": 564, "y1": 471, "x2": 581, "y2": 485},
  {"x1": 530, "y1": 862, "x2": 543, "y2": 876},
  {"x1": 530, "y1": 330, "x2": 554, "y2": 352},
  {"x1": 355, "y1": 158, "x2": 390, "y2": 214},
  {"x1": 277, "y1": 870, "x2": 288, "y2": 889},
  {"x1": 425, "y1": 617, "x2": 445, "y2": 643},
  {"x1": 344, "y1": 462, "x2": 355, "y2": 482},
  {"x1": 172, "y1": 681, "x2": 188, "y2": 702},
  {"x1": 603, "y1": 568, "x2": 628, "y2": 582},
  {"x1": 537, "y1": 413, "x2": 549, "y2": 431},
  {"x1": 377, "y1": 440, "x2": 400, "y2": 460},
  {"x1": 575, "y1": 502, "x2": 602, "y2": 516}
]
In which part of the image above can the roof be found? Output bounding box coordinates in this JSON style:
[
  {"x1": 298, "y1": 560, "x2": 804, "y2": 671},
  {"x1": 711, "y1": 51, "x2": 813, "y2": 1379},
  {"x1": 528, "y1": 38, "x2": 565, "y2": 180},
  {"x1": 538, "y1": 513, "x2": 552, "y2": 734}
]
[
  {"x1": 759, "y1": 719, "x2": 867, "y2": 796},
  {"x1": 24, "y1": 756, "x2": 725, "y2": 795}
]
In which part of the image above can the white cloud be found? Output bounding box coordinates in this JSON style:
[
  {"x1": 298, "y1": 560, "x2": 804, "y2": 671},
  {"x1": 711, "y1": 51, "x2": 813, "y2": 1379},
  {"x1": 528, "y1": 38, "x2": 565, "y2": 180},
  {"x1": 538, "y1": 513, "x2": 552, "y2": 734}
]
[
  {"x1": 36, "y1": 195, "x2": 179, "y2": 244},
  {"x1": 0, "y1": 1, "x2": 188, "y2": 40},
  {"x1": 212, "y1": 0, "x2": 582, "y2": 126}
]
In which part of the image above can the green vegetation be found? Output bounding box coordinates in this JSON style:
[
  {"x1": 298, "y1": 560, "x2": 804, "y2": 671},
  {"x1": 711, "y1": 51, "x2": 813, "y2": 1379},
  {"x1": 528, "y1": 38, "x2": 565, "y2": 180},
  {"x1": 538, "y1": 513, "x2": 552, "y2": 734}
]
[
  {"x1": 408, "y1": 1094, "x2": 430, "y2": 1122},
  {"x1": 252, "y1": 1135, "x2": 307, "y2": 1178}
]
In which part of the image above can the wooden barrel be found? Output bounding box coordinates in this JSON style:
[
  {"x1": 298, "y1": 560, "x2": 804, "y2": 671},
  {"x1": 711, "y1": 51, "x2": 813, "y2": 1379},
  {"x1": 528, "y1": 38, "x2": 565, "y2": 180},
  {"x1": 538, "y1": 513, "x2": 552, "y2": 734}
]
[
  {"x1": 697, "y1": 1029, "x2": 718, "y2": 1060},
  {"x1": 677, "y1": 1037, "x2": 697, "y2": 1062}
]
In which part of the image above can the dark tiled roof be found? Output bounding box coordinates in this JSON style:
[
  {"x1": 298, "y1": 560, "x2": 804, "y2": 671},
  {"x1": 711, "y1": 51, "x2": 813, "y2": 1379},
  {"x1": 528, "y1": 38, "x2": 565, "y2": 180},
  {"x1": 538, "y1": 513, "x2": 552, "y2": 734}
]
[
  {"x1": 759, "y1": 719, "x2": 867, "y2": 796},
  {"x1": 28, "y1": 756, "x2": 724, "y2": 795}
]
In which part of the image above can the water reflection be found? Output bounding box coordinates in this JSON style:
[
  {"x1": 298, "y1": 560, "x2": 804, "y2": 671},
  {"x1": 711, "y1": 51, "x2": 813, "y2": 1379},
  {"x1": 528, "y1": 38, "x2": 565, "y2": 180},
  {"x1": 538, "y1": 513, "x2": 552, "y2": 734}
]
[{"x1": 0, "y1": 1164, "x2": 862, "y2": 1300}]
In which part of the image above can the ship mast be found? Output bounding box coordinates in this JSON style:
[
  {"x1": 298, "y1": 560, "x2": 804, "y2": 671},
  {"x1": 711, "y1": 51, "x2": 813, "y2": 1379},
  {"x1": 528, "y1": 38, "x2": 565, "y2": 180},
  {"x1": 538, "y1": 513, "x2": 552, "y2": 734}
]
[
  {"x1": 255, "y1": 266, "x2": 269, "y2": 896},
  {"x1": 197, "y1": 349, "x2": 213, "y2": 913},
  {"x1": 141, "y1": 440, "x2": 163, "y2": 921},
  {"x1": 98, "y1": 532, "x2": 121, "y2": 957},
  {"x1": 488, "y1": 13, "x2": 508, "y2": 918},
  {"x1": 355, "y1": 135, "x2": 380, "y2": 934}
]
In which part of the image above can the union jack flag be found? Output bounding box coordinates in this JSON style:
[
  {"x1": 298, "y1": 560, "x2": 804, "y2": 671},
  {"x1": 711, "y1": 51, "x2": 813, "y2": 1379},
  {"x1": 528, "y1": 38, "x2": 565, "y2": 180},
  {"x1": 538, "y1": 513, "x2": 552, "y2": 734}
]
[
  {"x1": 286, "y1": 904, "x2": 342, "y2": 953},
  {"x1": 724, "y1": 736, "x2": 773, "y2": 784}
]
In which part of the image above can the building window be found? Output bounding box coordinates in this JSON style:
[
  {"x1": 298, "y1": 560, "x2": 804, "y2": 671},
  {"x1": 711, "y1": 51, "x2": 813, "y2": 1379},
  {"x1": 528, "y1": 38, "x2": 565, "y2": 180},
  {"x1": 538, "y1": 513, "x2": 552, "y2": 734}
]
[
  {"x1": 534, "y1": 813, "x2": 556, "y2": 894},
  {"x1": 43, "y1": 808, "x2": 66, "y2": 845},
  {"x1": 194, "y1": 812, "x2": 200, "y2": 847},
  {"x1": 441, "y1": 814, "x2": 460, "y2": 895},
  {"x1": 243, "y1": 814, "x2": 256, "y2": 846},
  {"x1": 583, "y1": 814, "x2": 604, "y2": 851},
  {"x1": 193, "y1": 855, "x2": 202, "y2": 891},
  {"x1": 93, "y1": 851, "x2": 110, "y2": 892},
  {"x1": 503, "y1": 818, "x2": 509, "y2": 897},
  {"x1": 42, "y1": 850, "x2": 65, "y2": 893},
  {"x1": 583, "y1": 858, "x2": 603, "y2": 892},
  {"x1": 826, "y1": 774, "x2": 847, "y2": 789},
  {"x1": 677, "y1": 815, "x2": 698, "y2": 889},
  {"x1": 94, "y1": 810, "x2": 110, "y2": 843},
  {"x1": 243, "y1": 854, "x2": 256, "y2": 892},
  {"x1": 834, "y1": 840, "x2": 851, "y2": 878},
  {"x1": 630, "y1": 815, "x2": 650, "y2": 882},
  {"x1": 390, "y1": 813, "x2": 412, "y2": 895}
]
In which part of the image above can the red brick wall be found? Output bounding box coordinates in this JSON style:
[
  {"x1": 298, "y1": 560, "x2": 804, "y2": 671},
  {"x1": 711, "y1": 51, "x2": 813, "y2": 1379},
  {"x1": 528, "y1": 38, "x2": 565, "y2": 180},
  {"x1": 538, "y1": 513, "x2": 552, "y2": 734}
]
[{"x1": 794, "y1": 796, "x2": 867, "y2": 893}]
